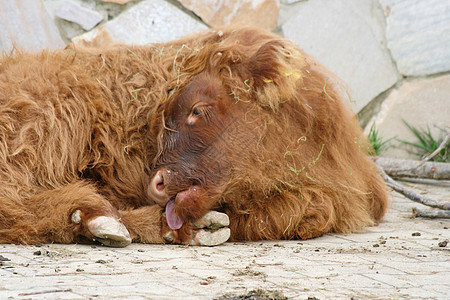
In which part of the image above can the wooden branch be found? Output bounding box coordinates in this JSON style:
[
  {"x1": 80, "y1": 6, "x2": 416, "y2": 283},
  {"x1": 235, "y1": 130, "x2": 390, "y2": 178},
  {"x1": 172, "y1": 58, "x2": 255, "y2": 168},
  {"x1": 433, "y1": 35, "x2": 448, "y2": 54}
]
[
  {"x1": 374, "y1": 141, "x2": 450, "y2": 218},
  {"x1": 374, "y1": 157, "x2": 450, "y2": 180},
  {"x1": 412, "y1": 208, "x2": 450, "y2": 219},
  {"x1": 376, "y1": 165, "x2": 450, "y2": 210}
]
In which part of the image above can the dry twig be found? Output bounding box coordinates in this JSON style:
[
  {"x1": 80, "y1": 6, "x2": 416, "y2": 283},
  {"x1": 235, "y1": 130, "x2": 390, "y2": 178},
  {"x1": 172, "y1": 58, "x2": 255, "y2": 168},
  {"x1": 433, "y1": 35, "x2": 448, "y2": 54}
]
[
  {"x1": 376, "y1": 165, "x2": 450, "y2": 211},
  {"x1": 375, "y1": 157, "x2": 450, "y2": 180},
  {"x1": 374, "y1": 126, "x2": 449, "y2": 218},
  {"x1": 412, "y1": 208, "x2": 450, "y2": 219}
]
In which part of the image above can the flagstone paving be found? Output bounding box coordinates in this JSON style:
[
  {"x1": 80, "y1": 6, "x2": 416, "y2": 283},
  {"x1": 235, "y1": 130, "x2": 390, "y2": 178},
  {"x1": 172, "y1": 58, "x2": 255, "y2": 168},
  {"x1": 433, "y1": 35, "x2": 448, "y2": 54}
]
[{"x1": 1, "y1": 180, "x2": 449, "y2": 299}]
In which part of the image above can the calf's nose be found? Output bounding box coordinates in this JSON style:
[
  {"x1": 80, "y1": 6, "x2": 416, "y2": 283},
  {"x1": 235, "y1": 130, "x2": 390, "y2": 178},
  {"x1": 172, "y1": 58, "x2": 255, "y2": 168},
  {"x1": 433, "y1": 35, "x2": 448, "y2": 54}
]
[{"x1": 148, "y1": 169, "x2": 170, "y2": 206}]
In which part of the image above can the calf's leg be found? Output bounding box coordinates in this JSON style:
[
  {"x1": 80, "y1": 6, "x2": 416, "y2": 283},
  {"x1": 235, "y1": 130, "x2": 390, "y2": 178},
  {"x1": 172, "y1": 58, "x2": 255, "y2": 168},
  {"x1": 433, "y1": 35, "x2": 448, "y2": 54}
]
[
  {"x1": 119, "y1": 205, "x2": 165, "y2": 244},
  {"x1": 0, "y1": 181, "x2": 131, "y2": 247}
]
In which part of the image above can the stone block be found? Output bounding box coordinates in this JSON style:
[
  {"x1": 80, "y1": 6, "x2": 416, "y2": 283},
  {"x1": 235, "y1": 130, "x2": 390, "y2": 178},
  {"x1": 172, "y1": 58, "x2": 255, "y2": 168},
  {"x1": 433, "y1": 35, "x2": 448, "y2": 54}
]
[
  {"x1": 55, "y1": 1, "x2": 103, "y2": 31},
  {"x1": 281, "y1": 0, "x2": 303, "y2": 4},
  {"x1": 72, "y1": 0, "x2": 207, "y2": 47},
  {"x1": 282, "y1": 0, "x2": 399, "y2": 112},
  {"x1": 380, "y1": 0, "x2": 450, "y2": 76},
  {"x1": 101, "y1": 0, "x2": 134, "y2": 4},
  {"x1": 0, "y1": 0, "x2": 65, "y2": 52},
  {"x1": 178, "y1": 0, "x2": 279, "y2": 30},
  {"x1": 373, "y1": 74, "x2": 450, "y2": 160},
  {"x1": 43, "y1": 0, "x2": 134, "y2": 42}
]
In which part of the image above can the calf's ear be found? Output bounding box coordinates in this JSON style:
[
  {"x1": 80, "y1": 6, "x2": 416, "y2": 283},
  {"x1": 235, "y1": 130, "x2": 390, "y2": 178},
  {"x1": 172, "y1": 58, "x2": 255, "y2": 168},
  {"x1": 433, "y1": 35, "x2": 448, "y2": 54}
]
[
  {"x1": 247, "y1": 41, "x2": 287, "y2": 86},
  {"x1": 245, "y1": 40, "x2": 304, "y2": 110}
]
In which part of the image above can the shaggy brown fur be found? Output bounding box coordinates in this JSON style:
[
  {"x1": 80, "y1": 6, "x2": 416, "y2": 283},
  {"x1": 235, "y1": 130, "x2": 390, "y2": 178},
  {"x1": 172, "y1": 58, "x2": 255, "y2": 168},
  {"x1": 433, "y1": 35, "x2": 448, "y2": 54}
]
[
  {"x1": 0, "y1": 36, "x2": 184, "y2": 244},
  {"x1": 149, "y1": 27, "x2": 389, "y2": 242},
  {"x1": 0, "y1": 27, "x2": 388, "y2": 245}
]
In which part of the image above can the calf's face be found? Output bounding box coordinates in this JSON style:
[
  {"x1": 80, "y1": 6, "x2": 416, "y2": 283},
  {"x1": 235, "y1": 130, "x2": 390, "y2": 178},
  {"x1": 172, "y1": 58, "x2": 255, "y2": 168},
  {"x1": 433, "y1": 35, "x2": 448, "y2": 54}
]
[
  {"x1": 148, "y1": 74, "x2": 240, "y2": 230},
  {"x1": 147, "y1": 40, "x2": 289, "y2": 230}
]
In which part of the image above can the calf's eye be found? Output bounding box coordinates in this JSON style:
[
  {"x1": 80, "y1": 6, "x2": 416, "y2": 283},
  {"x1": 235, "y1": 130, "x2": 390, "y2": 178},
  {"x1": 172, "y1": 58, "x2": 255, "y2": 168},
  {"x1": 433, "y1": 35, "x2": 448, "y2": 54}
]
[
  {"x1": 187, "y1": 104, "x2": 212, "y2": 126},
  {"x1": 187, "y1": 106, "x2": 202, "y2": 126}
]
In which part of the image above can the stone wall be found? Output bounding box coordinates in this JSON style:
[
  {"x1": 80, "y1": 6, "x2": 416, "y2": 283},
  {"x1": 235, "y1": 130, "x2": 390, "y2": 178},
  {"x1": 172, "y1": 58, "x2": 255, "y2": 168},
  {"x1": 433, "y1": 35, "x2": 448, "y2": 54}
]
[{"x1": 1, "y1": 0, "x2": 448, "y2": 160}]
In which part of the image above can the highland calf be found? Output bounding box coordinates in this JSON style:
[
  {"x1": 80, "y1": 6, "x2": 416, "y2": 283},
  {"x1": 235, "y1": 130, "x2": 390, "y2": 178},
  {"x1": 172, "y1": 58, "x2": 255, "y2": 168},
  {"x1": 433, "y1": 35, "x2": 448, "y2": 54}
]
[
  {"x1": 148, "y1": 28, "x2": 389, "y2": 242},
  {"x1": 0, "y1": 27, "x2": 388, "y2": 246}
]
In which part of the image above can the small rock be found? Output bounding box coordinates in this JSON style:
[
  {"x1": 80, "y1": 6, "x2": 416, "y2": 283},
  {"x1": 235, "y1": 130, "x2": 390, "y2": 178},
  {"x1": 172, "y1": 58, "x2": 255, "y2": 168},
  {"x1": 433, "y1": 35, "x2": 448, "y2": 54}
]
[
  {"x1": 412, "y1": 232, "x2": 421, "y2": 237},
  {"x1": 33, "y1": 250, "x2": 42, "y2": 256},
  {"x1": 438, "y1": 240, "x2": 448, "y2": 247},
  {"x1": 131, "y1": 259, "x2": 143, "y2": 264},
  {"x1": 56, "y1": 1, "x2": 103, "y2": 31},
  {"x1": 373, "y1": 244, "x2": 380, "y2": 248},
  {"x1": 0, "y1": 255, "x2": 10, "y2": 262},
  {"x1": 96, "y1": 259, "x2": 107, "y2": 264}
]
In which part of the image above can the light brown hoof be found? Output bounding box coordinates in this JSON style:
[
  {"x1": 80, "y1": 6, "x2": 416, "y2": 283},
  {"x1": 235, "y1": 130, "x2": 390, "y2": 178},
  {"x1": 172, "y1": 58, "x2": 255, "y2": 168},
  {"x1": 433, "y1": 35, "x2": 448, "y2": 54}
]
[
  {"x1": 87, "y1": 216, "x2": 132, "y2": 247},
  {"x1": 191, "y1": 211, "x2": 230, "y2": 246},
  {"x1": 163, "y1": 211, "x2": 230, "y2": 246},
  {"x1": 192, "y1": 211, "x2": 230, "y2": 230},
  {"x1": 190, "y1": 227, "x2": 231, "y2": 246}
]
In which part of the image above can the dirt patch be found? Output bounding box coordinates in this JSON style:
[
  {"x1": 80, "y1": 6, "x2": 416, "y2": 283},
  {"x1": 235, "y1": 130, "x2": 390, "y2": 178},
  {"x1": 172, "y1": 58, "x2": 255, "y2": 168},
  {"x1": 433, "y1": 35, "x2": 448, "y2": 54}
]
[{"x1": 216, "y1": 289, "x2": 287, "y2": 300}]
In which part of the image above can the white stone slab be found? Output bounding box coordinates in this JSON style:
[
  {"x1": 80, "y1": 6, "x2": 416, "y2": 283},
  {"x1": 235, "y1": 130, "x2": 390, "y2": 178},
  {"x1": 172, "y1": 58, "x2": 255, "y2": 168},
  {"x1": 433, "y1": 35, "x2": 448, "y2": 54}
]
[
  {"x1": 0, "y1": 0, "x2": 65, "y2": 52},
  {"x1": 380, "y1": 0, "x2": 450, "y2": 76},
  {"x1": 72, "y1": 0, "x2": 207, "y2": 47},
  {"x1": 282, "y1": 0, "x2": 399, "y2": 112},
  {"x1": 55, "y1": 1, "x2": 103, "y2": 31},
  {"x1": 373, "y1": 74, "x2": 450, "y2": 159},
  {"x1": 178, "y1": 0, "x2": 279, "y2": 30}
]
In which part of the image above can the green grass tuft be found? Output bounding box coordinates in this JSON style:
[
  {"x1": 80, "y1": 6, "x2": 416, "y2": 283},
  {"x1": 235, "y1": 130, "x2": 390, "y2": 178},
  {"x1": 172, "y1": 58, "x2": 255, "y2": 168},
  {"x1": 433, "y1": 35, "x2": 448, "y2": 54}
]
[
  {"x1": 399, "y1": 120, "x2": 449, "y2": 162},
  {"x1": 367, "y1": 124, "x2": 393, "y2": 156}
]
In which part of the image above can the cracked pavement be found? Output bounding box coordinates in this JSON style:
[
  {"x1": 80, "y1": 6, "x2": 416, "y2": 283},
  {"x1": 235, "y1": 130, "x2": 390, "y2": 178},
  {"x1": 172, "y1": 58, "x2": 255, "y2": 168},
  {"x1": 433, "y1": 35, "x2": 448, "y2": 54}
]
[{"x1": 1, "y1": 180, "x2": 449, "y2": 299}]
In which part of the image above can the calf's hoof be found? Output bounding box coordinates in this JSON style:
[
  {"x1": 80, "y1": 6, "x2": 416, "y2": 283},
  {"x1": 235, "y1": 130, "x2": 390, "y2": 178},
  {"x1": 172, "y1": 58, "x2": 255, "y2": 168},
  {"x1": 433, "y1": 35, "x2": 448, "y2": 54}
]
[
  {"x1": 72, "y1": 210, "x2": 131, "y2": 247},
  {"x1": 190, "y1": 227, "x2": 231, "y2": 246},
  {"x1": 192, "y1": 211, "x2": 230, "y2": 230},
  {"x1": 164, "y1": 211, "x2": 230, "y2": 246},
  {"x1": 87, "y1": 216, "x2": 132, "y2": 247}
]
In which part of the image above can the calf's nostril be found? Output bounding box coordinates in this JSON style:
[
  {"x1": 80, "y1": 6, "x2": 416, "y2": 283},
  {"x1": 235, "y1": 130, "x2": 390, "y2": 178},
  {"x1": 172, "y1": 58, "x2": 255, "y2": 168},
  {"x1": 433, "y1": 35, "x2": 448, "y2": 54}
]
[
  {"x1": 156, "y1": 181, "x2": 164, "y2": 191},
  {"x1": 147, "y1": 170, "x2": 170, "y2": 206},
  {"x1": 153, "y1": 171, "x2": 166, "y2": 193}
]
